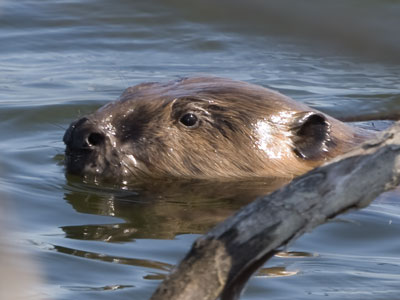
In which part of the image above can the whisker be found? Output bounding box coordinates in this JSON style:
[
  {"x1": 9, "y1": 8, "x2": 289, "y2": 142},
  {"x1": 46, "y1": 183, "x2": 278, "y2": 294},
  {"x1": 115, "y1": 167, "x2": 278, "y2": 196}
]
[
  {"x1": 121, "y1": 160, "x2": 135, "y2": 175},
  {"x1": 48, "y1": 122, "x2": 67, "y2": 130}
]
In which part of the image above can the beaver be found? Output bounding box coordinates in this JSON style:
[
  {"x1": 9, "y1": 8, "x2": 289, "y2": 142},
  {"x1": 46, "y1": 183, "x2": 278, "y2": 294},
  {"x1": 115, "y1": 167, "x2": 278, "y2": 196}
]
[{"x1": 63, "y1": 77, "x2": 375, "y2": 184}]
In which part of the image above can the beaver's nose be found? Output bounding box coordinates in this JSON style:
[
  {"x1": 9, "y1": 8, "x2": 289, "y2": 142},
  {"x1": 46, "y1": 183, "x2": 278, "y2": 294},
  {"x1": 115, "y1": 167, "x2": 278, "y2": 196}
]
[{"x1": 63, "y1": 117, "x2": 105, "y2": 151}]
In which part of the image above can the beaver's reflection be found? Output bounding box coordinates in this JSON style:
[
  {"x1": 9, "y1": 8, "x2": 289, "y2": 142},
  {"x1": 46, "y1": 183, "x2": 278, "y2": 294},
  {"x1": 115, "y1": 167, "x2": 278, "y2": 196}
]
[{"x1": 63, "y1": 178, "x2": 289, "y2": 241}]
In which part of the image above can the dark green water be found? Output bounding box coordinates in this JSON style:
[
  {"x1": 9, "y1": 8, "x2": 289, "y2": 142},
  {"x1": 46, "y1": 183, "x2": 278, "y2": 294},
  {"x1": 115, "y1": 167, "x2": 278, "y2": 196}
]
[{"x1": 1, "y1": 0, "x2": 400, "y2": 299}]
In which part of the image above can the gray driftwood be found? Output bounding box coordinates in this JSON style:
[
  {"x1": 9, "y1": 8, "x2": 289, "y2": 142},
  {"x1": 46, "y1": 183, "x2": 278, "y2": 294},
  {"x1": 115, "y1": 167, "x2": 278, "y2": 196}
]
[{"x1": 150, "y1": 122, "x2": 400, "y2": 300}]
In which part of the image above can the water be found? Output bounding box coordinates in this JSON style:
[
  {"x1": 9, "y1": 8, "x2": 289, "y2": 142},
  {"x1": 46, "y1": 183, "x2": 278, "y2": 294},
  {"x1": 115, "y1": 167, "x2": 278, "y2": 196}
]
[{"x1": 1, "y1": 0, "x2": 400, "y2": 299}]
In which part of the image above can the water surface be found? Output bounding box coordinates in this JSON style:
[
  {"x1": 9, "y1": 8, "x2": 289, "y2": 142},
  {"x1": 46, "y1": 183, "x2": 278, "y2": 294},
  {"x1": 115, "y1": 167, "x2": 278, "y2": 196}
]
[{"x1": 1, "y1": 0, "x2": 400, "y2": 299}]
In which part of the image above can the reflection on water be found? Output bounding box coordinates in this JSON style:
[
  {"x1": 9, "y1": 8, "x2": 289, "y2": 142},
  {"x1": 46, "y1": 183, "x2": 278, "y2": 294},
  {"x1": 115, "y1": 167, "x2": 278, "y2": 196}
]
[
  {"x1": 275, "y1": 251, "x2": 317, "y2": 258},
  {"x1": 63, "y1": 177, "x2": 289, "y2": 240},
  {"x1": 61, "y1": 177, "x2": 324, "y2": 286},
  {"x1": 54, "y1": 244, "x2": 172, "y2": 272},
  {"x1": 64, "y1": 284, "x2": 134, "y2": 292},
  {"x1": 257, "y1": 267, "x2": 299, "y2": 278}
]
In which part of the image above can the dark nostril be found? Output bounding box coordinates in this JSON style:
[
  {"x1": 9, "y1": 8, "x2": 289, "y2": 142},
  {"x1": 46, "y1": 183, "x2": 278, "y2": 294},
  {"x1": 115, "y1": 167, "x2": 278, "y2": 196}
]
[{"x1": 87, "y1": 132, "x2": 105, "y2": 147}]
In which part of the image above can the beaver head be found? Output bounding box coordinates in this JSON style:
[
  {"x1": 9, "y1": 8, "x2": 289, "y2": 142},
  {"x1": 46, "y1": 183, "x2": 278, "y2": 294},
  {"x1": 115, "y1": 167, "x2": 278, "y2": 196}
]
[{"x1": 63, "y1": 77, "x2": 371, "y2": 184}]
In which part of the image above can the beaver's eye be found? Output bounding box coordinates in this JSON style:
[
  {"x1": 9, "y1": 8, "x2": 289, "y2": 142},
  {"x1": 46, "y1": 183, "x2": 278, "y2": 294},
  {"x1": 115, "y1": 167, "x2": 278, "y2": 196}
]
[{"x1": 180, "y1": 113, "x2": 198, "y2": 127}]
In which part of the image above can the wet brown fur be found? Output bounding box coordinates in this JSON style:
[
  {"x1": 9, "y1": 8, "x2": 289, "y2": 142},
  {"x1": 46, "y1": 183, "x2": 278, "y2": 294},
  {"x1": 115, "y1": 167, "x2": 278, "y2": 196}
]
[{"x1": 64, "y1": 77, "x2": 375, "y2": 183}]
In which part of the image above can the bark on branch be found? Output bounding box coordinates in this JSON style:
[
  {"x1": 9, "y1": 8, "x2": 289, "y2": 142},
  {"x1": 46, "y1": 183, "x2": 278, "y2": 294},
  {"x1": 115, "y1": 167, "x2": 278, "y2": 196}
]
[{"x1": 151, "y1": 122, "x2": 400, "y2": 300}]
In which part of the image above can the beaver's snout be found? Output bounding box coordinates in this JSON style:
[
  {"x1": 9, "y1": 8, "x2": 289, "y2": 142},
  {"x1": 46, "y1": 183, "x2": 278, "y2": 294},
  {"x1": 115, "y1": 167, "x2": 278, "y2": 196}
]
[
  {"x1": 63, "y1": 117, "x2": 106, "y2": 152},
  {"x1": 63, "y1": 117, "x2": 109, "y2": 176}
]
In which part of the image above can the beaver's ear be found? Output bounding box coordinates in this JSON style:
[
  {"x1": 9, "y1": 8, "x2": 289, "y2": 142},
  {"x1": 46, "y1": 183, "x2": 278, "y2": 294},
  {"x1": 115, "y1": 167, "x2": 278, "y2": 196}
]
[{"x1": 291, "y1": 112, "x2": 332, "y2": 159}]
